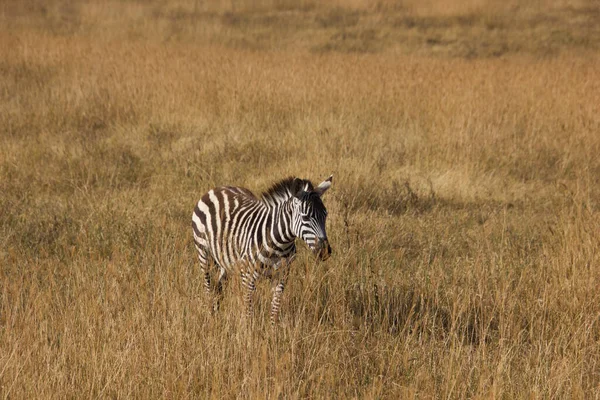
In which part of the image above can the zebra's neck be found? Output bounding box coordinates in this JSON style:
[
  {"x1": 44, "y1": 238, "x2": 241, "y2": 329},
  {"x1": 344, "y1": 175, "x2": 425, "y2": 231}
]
[{"x1": 263, "y1": 197, "x2": 296, "y2": 251}]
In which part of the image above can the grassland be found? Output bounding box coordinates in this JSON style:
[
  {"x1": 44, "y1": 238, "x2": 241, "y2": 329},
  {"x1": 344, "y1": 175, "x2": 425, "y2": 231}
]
[{"x1": 1, "y1": 0, "x2": 600, "y2": 398}]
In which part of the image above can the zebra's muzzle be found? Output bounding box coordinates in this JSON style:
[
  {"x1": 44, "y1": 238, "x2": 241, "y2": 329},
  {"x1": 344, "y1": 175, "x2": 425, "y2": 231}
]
[{"x1": 316, "y1": 238, "x2": 332, "y2": 261}]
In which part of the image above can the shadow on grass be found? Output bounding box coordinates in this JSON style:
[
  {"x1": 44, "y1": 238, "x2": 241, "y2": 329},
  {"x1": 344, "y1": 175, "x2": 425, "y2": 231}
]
[
  {"x1": 346, "y1": 284, "x2": 498, "y2": 345},
  {"x1": 340, "y1": 180, "x2": 437, "y2": 217}
]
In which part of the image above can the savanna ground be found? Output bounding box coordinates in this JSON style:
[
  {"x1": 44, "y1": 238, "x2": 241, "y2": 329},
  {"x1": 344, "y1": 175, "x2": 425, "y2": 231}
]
[{"x1": 1, "y1": 0, "x2": 600, "y2": 398}]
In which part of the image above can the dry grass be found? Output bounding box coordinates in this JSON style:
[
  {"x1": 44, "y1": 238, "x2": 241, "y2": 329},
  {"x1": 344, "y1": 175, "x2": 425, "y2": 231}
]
[{"x1": 1, "y1": 0, "x2": 600, "y2": 398}]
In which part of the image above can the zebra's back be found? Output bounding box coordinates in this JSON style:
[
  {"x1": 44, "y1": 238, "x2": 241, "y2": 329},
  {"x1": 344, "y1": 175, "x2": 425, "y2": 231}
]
[{"x1": 192, "y1": 186, "x2": 265, "y2": 270}]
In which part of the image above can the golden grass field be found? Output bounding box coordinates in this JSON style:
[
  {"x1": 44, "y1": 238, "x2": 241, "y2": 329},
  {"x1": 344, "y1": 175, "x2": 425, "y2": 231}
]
[{"x1": 1, "y1": 0, "x2": 600, "y2": 398}]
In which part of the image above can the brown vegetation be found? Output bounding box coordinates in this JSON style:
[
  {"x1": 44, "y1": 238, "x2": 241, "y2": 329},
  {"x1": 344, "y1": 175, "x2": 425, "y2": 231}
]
[{"x1": 1, "y1": 0, "x2": 600, "y2": 398}]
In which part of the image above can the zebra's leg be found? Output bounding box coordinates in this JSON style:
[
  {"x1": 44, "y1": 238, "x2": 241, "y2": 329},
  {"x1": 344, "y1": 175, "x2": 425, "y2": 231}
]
[
  {"x1": 270, "y1": 257, "x2": 293, "y2": 325},
  {"x1": 193, "y1": 239, "x2": 213, "y2": 295},
  {"x1": 270, "y1": 281, "x2": 285, "y2": 325},
  {"x1": 193, "y1": 235, "x2": 224, "y2": 316},
  {"x1": 241, "y1": 266, "x2": 260, "y2": 318},
  {"x1": 213, "y1": 267, "x2": 227, "y2": 312},
  {"x1": 216, "y1": 267, "x2": 227, "y2": 295}
]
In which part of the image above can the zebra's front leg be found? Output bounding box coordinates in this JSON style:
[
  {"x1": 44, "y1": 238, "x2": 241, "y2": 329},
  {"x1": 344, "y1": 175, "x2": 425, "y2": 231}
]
[
  {"x1": 242, "y1": 266, "x2": 260, "y2": 318},
  {"x1": 270, "y1": 257, "x2": 293, "y2": 325}
]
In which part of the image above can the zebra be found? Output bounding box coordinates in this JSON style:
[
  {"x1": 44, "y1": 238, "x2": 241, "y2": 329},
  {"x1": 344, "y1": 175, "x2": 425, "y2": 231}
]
[{"x1": 191, "y1": 175, "x2": 333, "y2": 324}]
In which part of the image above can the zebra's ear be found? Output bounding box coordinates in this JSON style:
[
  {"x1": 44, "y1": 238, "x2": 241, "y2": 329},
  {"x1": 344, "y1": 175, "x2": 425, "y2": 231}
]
[
  {"x1": 292, "y1": 178, "x2": 306, "y2": 198},
  {"x1": 315, "y1": 175, "x2": 333, "y2": 196}
]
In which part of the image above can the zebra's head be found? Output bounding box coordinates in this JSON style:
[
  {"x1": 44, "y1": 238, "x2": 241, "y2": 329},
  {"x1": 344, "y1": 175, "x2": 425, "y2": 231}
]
[{"x1": 291, "y1": 175, "x2": 333, "y2": 261}]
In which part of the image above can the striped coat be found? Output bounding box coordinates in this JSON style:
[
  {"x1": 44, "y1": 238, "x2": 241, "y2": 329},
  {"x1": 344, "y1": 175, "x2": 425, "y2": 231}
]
[{"x1": 192, "y1": 176, "x2": 332, "y2": 323}]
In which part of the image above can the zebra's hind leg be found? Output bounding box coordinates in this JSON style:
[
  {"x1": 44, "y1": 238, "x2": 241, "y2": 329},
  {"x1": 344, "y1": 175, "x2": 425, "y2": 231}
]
[
  {"x1": 193, "y1": 239, "x2": 221, "y2": 313},
  {"x1": 200, "y1": 264, "x2": 212, "y2": 295},
  {"x1": 212, "y1": 267, "x2": 227, "y2": 312},
  {"x1": 192, "y1": 218, "x2": 211, "y2": 293},
  {"x1": 194, "y1": 242, "x2": 213, "y2": 295}
]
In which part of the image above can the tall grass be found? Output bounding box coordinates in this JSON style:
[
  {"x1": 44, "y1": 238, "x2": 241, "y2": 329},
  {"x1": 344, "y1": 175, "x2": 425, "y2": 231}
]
[{"x1": 1, "y1": 0, "x2": 600, "y2": 398}]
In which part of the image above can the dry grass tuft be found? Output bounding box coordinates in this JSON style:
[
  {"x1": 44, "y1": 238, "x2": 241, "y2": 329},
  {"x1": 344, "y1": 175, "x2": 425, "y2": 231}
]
[{"x1": 1, "y1": 0, "x2": 600, "y2": 398}]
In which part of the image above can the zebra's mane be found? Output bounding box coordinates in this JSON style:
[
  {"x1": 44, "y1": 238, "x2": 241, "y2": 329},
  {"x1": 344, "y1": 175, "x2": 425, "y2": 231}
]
[{"x1": 260, "y1": 177, "x2": 314, "y2": 205}]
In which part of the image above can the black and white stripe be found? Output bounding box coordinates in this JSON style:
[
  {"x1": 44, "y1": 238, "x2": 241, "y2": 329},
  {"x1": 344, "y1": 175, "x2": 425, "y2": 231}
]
[{"x1": 192, "y1": 176, "x2": 332, "y2": 323}]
